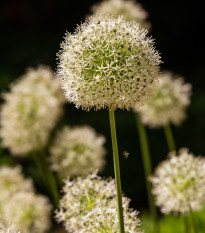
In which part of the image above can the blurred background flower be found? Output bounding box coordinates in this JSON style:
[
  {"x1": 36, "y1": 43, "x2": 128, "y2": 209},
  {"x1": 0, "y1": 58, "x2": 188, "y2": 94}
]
[
  {"x1": 0, "y1": 66, "x2": 64, "y2": 156},
  {"x1": 50, "y1": 125, "x2": 106, "y2": 178},
  {"x1": 90, "y1": 0, "x2": 151, "y2": 29},
  {"x1": 136, "y1": 71, "x2": 192, "y2": 128},
  {"x1": 0, "y1": 166, "x2": 51, "y2": 233},
  {"x1": 150, "y1": 148, "x2": 205, "y2": 214}
]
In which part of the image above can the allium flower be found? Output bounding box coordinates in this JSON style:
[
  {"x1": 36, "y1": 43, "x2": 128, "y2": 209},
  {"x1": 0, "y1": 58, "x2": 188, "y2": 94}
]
[
  {"x1": 90, "y1": 0, "x2": 150, "y2": 29},
  {"x1": 57, "y1": 15, "x2": 161, "y2": 111},
  {"x1": 0, "y1": 166, "x2": 34, "y2": 204},
  {"x1": 2, "y1": 192, "x2": 51, "y2": 233},
  {"x1": 50, "y1": 126, "x2": 106, "y2": 178},
  {"x1": 0, "y1": 66, "x2": 64, "y2": 155},
  {"x1": 150, "y1": 148, "x2": 205, "y2": 214},
  {"x1": 56, "y1": 172, "x2": 142, "y2": 233},
  {"x1": 135, "y1": 72, "x2": 192, "y2": 128}
]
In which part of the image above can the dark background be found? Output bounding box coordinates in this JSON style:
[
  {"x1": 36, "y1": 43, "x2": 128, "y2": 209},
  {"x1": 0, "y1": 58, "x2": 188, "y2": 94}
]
[{"x1": 1, "y1": 0, "x2": 205, "y2": 211}]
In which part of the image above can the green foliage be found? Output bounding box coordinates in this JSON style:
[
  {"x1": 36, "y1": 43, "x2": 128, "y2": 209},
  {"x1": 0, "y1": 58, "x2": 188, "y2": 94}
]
[{"x1": 141, "y1": 207, "x2": 205, "y2": 233}]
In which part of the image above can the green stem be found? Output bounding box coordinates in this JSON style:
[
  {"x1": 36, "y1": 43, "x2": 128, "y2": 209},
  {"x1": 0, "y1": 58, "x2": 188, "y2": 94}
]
[
  {"x1": 164, "y1": 124, "x2": 176, "y2": 152},
  {"x1": 40, "y1": 150, "x2": 60, "y2": 206},
  {"x1": 135, "y1": 114, "x2": 159, "y2": 232},
  {"x1": 32, "y1": 153, "x2": 50, "y2": 190},
  {"x1": 182, "y1": 215, "x2": 189, "y2": 233},
  {"x1": 109, "y1": 108, "x2": 125, "y2": 233},
  {"x1": 189, "y1": 205, "x2": 198, "y2": 233}
]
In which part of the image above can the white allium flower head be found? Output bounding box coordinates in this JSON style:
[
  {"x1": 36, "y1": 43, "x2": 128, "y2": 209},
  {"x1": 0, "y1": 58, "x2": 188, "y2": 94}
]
[
  {"x1": 0, "y1": 66, "x2": 64, "y2": 155},
  {"x1": 49, "y1": 125, "x2": 106, "y2": 178},
  {"x1": 90, "y1": 0, "x2": 151, "y2": 29},
  {"x1": 56, "y1": 172, "x2": 142, "y2": 233},
  {"x1": 135, "y1": 71, "x2": 192, "y2": 128},
  {"x1": 57, "y1": 15, "x2": 161, "y2": 111},
  {"x1": 2, "y1": 192, "x2": 51, "y2": 233},
  {"x1": 150, "y1": 148, "x2": 205, "y2": 214},
  {"x1": 0, "y1": 166, "x2": 34, "y2": 205}
]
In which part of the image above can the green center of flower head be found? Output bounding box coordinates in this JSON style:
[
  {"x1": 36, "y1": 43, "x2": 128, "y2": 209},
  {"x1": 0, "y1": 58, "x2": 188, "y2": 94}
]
[
  {"x1": 72, "y1": 143, "x2": 88, "y2": 154},
  {"x1": 84, "y1": 189, "x2": 96, "y2": 210},
  {"x1": 21, "y1": 207, "x2": 36, "y2": 229},
  {"x1": 99, "y1": 225, "x2": 113, "y2": 233},
  {"x1": 171, "y1": 175, "x2": 197, "y2": 194},
  {"x1": 78, "y1": 32, "x2": 132, "y2": 85},
  {"x1": 151, "y1": 85, "x2": 179, "y2": 111},
  {"x1": 17, "y1": 98, "x2": 39, "y2": 126}
]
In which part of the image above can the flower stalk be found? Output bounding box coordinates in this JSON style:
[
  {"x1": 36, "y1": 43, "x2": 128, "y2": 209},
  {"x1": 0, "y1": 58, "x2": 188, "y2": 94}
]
[
  {"x1": 135, "y1": 113, "x2": 159, "y2": 232},
  {"x1": 164, "y1": 124, "x2": 176, "y2": 152},
  {"x1": 109, "y1": 108, "x2": 125, "y2": 233},
  {"x1": 182, "y1": 215, "x2": 189, "y2": 233},
  {"x1": 32, "y1": 152, "x2": 59, "y2": 206},
  {"x1": 189, "y1": 205, "x2": 198, "y2": 233}
]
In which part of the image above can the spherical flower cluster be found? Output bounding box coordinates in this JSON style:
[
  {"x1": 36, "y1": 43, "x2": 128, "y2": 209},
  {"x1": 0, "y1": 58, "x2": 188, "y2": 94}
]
[
  {"x1": 57, "y1": 15, "x2": 161, "y2": 111},
  {"x1": 135, "y1": 72, "x2": 192, "y2": 128},
  {"x1": 0, "y1": 66, "x2": 64, "y2": 155},
  {"x1": 50, "y1": 126, "x2": 106, "y2": 178},
  {"x1": 0, "y1": 166, "x2": 34, "y2": 204},
  {"x1": 150, "y1": 148, "x2": 205, "y2": 214},
  {"x1": 2, "y1": 192, "x2": 51, "y2": 233},
  {"x1": 0, "y1": 166, "x2": 51, "y2": 233},
  {"x1": 56, "y1": 172, "x2": 142, "y2": 233},
  {"x1": 90, "y1": 0, "x2": 150, "y2": 29}
]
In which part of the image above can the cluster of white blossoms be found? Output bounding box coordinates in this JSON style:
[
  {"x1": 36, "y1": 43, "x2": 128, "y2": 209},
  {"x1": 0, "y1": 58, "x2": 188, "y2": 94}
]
[
  {"x1": 0, "y1": 220, "x2": 20, "y2": 233},
  {"x1": 150, "y1": 148, "x2": 205, "y2": 214},
  {"x1": 135, "y1": 72, "x2": 192, "y2": 128},
  {"x1": 2, "y1": 192, "x2": 51, "y2": 233},
  {"x1": 50, "y1": 126, "x2": 106, "y2": 178},
  {"x1": 0, "y1": 66, "x2": 64, "y2": 155},
  {"x1": 56, "y1": 172, "x2": 142, "y2": 233},
  {"x1": 81, "y1": 207, "x2": 141, "y2": 233},
  {"x1": 90, "y1": 0, "x2": 150, "y2": 29},
  {"x1": 0, "y1": 166, "x2": 33, "y2": 202},
  {"x1": 57, "y1": 15, "x2": 161, "y2": 111},
  {"x1": 0, "y1": 166, "x2": 51, "y2": 233}
]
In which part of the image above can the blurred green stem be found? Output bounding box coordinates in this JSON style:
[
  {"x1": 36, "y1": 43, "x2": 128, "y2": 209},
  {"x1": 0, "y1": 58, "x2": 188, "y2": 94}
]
[
  {"x1": 32, "y1": 153, "x2": 49, "y2": 189},
  {"x1": 189, "y1": 205, "x2": 198, "y2": 233},
  {"x1": 182, "y1": 215, "x2": 189, "y2": 233},
  {"x1": 135, "y1": 114, "x2": 159, "y2": 233},
  {"x1": 33, "y1": 151, "x2": 59, "y2": 206},
  {"x1": 40, "y1": 150, "x2": 60, "y2": 206},
  {"x1": 109, "y1": 108, "x2": 125, "y2": 233},
  {"x1": 164, "y1": 124, "x2": 176, "y2": 152}
]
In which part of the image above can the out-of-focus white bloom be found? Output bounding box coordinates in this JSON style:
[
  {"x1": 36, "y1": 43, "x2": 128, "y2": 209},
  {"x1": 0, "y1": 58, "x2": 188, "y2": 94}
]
[
  {"x1": 150, "y1": 148, "x2": 205, "y2": 214},
  {"x1": 0, "y1": 166, "x2": 34, "y2": 205},
  {"x1": 135, "y1": 72, "x2": 192, "y2": 128},
  {"x1": 56, "y1": 172, "x2": 142, "y2": 233},
  {"x1": 0, "y1": 66, "x2": 64, "y2": 155},
  {"x1": 50, "y1": 126, "x2": 106, "y2": 178},
  {"x1": 57, "y1": 15, "x2": 161, "y2": 111},
  {"x1": 0, "y1": 220, "x2": 20, "y2": 233},
  {"x1": 90, "y1": 0, "x2": 150, "y2": 29},
  {"x1": 2, "y1": 192, "x2": 51, "y2": 233}
]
